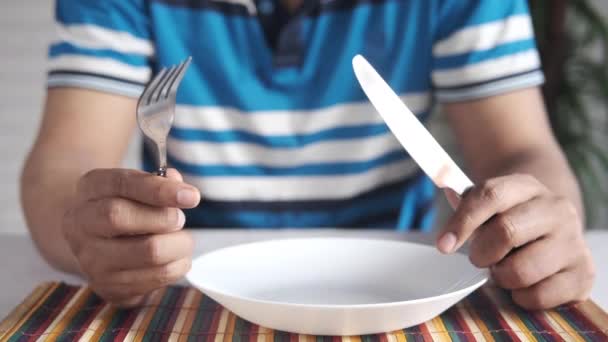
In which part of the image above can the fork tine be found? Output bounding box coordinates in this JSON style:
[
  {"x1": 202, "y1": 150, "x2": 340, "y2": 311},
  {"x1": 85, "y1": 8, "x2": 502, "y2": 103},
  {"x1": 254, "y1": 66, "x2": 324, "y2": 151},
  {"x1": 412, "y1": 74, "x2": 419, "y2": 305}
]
[
  {"x1": 153, "y1": 65, "x2": 178, "y2": 102},
  {"x1": 167, "y1": 57, "x2": 192, "y2": 96},
  {"x1": 141, "y1": 67, "x2": 167, "y2": 105},
  {"x1": 160, "y1": 58, "x2": 188, "y2": 100}
]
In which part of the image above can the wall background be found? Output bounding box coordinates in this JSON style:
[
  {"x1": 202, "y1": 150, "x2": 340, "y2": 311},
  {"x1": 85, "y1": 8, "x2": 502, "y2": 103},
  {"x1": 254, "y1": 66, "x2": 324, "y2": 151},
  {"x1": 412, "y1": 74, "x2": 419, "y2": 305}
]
[{"x1": 1, "y1": 1, "x2": 606, "y2": 233}]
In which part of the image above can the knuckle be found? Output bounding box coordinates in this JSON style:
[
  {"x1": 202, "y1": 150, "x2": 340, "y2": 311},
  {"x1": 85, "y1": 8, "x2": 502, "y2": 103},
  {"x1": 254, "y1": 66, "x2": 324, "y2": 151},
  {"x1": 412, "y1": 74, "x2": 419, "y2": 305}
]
[
  {"x1": 182, "y1": 258, "x2": 193, "y2": 274},
  {"x1": 559, "y1": 197, "x2": 578, "y2": 216},
  {"x1": 456, "y1": 211, "x2": 476, "y2": 231},
  {"x1": 479, "y1": 179, "x2": 502, "y2": 203},
  {"x1": 556, "y1": 197, "x2": 582, "y2": 230},
  {"x1": 111, "y1": 170, "x2": 130, "y2": 197},
  {"x1": 468, "y1": 252, "x2": 486, "y2": 268},
  {"x1": 468, "y1": 240, "x2": 488, "y2": 267},
  {"x1": 155, "y1": 265, "x2": 175, "y2": 286},
  {"x1": 462, "y1": 212, "x2": 475, "y2": 228},
  {"x1": 100, "y1": 199, "x2": 126, "y2": 230},
  {"x1": 494, "y1": 214, "x2": 518, "y2": 247},
  {"x1": 78, "y1": 169, "x2": 98, "y2": 193},
  {"x1": 163, "y1": 208, "x2": 180, "y2": 228},
  {"x1": 153, "y1": 183, "x2": 166, "y2": 205},
  {"x1": 570, "y1": 235, "x2": 590, "y2": 261},
  {"x1": 143, "y1": 236, "x2": 165, "y2": 265},
  {"x1": 510, "y1": 260, "x2": 534, "y2": 287},
  {"x1": 156, "y1": 259, "x2": 190, "y2": 286}
]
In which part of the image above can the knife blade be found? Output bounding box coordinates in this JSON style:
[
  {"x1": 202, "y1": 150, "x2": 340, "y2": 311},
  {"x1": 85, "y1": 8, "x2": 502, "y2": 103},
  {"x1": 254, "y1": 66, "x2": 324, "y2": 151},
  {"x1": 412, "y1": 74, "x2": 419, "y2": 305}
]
[{"x1": 352, "y1": 54, "x2": 474, "y2": 195}]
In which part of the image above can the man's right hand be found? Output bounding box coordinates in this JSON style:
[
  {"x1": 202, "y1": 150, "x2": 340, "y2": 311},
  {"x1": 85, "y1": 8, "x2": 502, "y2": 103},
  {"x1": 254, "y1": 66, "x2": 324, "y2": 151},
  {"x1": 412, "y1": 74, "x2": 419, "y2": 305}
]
[{"x1": 62, "y1": 168, "x2": 200, "y2": 307}]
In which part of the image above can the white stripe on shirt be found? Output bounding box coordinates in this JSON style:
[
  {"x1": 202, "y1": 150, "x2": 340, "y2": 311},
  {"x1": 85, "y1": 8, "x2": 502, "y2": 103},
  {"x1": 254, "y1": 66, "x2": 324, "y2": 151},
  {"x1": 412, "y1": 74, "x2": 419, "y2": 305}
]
[
  {"x1": 433, "y1": 15, "x2": 534, "y2": 57},
  {"x1": 432, "y1": 50, "x2": 541, "y2": 87},
  {"x1": 48, "y1": 55, "x2": 151, "y2": 83},
  {"x1": 168, "y1": 133, "x2": 402, "y2": 166},
  {"x1": 435, "y1": 70, "x2": 544, "y2": 102},
  {"x1": 52, "y1": 23, "x2": 154, "y2": 56},
  {"x1": 172, "y1": 93, "x2": 431, "y2": 136},
  {"x1": 183, "y1": 158, "x2": 419, "y2": 201},
  {"x1": 47, "y1": 73, "x2": 144, "y2": 97}
]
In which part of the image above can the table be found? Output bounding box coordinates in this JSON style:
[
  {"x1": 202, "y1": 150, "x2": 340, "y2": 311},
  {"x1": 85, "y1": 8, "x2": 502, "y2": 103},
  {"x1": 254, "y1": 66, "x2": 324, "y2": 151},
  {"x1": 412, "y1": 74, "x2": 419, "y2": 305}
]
[{"x1": 1, "y1": 229, "x2": 606, "y2": 320}]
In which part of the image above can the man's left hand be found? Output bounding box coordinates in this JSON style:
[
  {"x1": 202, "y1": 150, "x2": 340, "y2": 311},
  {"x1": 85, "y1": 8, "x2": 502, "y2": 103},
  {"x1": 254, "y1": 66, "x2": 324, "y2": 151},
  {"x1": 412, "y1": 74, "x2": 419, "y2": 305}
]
[{"x1": 437, "y1": 174, "x2": 595, "y2": 309}]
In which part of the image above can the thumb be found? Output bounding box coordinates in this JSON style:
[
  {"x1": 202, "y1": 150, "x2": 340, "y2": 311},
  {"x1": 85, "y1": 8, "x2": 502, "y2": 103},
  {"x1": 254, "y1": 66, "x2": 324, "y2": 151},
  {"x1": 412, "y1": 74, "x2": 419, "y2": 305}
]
[{"x1": 443, "y1": 187, "x2": 461, "y2": 210}]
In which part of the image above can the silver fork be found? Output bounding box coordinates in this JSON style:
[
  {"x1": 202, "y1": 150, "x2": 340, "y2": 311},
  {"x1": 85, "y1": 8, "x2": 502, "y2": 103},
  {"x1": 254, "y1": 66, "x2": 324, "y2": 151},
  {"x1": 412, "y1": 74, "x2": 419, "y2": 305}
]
[{"x1": 136, "y1": 57, "x2": 192, "y2": 177}]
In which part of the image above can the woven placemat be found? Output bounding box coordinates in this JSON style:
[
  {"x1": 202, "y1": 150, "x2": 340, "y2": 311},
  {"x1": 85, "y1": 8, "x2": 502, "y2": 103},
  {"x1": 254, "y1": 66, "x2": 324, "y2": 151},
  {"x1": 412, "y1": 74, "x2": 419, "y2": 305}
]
[{"x1": 1, "y1": 282, "x2": 607, "y2": 341}]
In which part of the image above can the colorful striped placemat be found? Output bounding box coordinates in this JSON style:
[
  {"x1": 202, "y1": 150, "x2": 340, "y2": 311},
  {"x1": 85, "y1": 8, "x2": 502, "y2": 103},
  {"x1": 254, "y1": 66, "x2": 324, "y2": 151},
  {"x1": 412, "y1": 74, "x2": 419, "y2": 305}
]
[{"x1": 1, "y1": 283, "x2": 606, "y2": 341}]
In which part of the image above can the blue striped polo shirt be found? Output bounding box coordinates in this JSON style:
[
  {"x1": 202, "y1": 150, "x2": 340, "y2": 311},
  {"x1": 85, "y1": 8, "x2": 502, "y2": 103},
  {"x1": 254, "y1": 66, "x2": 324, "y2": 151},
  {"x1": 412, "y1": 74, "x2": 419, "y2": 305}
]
[{"x1": 48, "y1": 0, "x2": 544, "y2": 230}]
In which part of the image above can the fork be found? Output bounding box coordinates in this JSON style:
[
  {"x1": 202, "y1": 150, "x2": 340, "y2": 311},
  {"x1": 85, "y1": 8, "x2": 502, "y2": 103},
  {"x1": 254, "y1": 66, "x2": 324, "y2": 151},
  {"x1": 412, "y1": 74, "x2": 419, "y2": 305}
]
[{"x1": 136, "y1": 57, "x2": 192, "y2": 177}]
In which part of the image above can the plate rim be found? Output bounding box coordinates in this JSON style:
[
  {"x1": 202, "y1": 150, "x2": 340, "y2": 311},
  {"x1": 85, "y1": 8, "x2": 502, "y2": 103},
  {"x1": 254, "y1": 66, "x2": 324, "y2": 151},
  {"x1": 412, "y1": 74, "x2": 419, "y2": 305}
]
[{"x1": 186, "y1": 237, "x2": 489, "y2": 309}]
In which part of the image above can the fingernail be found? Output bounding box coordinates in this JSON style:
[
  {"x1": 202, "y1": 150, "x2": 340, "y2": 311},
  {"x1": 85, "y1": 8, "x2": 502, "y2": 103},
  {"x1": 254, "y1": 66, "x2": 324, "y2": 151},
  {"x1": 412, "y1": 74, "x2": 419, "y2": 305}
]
[
  {"x1": 177, "y1": 188, "x2": 199, "y2": 207},
  {"x1": 176, "y1": 209, "x2": 186, "y2": 228},
  {"x1": 438, "y1": 232, "x2": 457, "y2": 254}
]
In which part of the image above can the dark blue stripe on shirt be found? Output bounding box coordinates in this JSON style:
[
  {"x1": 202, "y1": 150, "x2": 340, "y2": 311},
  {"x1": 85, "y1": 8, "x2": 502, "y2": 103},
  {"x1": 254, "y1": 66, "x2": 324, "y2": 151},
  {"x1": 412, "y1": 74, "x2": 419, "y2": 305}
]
[
  {"x1": 56, "y1": 0, "x2": 151, "y2": 40},
  {"x1": 49, "y1": 42, "x2": 149, "y2": 67}
]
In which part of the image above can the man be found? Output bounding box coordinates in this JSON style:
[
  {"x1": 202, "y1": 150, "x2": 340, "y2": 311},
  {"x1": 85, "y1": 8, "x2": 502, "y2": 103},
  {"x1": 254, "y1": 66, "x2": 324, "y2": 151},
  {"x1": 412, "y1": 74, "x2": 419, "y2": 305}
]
[{"x1": 22, "y1": 0, "x2": 594, "y2": 308}]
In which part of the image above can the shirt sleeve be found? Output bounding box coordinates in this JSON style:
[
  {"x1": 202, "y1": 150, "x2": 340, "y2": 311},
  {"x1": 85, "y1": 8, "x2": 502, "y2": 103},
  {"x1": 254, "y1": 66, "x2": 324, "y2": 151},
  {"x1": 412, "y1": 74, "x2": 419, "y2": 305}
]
[
  {"x1": 47, "y1": 0, "x2": 154, "y2": 98},
  {"x1": 431, "y1": 0, "x2": 544, "y2": 103}
]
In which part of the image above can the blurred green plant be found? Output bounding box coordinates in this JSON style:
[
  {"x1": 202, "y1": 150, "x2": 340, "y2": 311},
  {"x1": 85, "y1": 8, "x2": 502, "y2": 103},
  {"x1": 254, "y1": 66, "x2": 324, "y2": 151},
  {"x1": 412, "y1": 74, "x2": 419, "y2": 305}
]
[{"x1": 529, "y1": 0, "x2": 608, "y2": 226}]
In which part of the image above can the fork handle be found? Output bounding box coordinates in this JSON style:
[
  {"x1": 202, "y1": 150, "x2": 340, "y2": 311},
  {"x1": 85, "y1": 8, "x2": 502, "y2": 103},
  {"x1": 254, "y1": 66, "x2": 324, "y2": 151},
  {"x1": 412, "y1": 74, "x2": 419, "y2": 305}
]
[{"x1": 156, "y1": 167, "x2": 167, "y2": 177}]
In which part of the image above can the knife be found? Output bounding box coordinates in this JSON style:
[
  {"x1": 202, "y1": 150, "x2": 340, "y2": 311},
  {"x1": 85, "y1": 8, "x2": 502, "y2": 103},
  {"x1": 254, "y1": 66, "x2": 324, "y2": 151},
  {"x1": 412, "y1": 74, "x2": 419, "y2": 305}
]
[{"x1": 352, "y1": 54, "x2": 473, "y2": 195}]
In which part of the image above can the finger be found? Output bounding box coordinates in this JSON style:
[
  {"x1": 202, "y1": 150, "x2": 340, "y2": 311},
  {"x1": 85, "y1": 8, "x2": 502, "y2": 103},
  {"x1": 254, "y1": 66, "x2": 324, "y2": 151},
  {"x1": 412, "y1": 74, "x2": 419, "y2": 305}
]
[
  {"x1": 491, "y1": 235, "x2": 578, "y2": 289},
  {"x1": 437, "y1": 174, "x2": 547, "y2": 254},
  {"x1": 99, "y1": 257, "x2": 192, "y2": 298},
  {"x1": 511, "y1": 266, "x2": 594, "y2": 310},
  {"x1": 468, "y1": 196, "x2": 565, "y2": 267},
  {"x1": 78, "y1": 169, "x2": 200, "y2": 208},
  {"x1": 166, "y1": 168, "x2": 183, "y2": 182},
  {"x1": 77, "y1": 198, "x2": 185, "y2": 237},
  {"x1": 89, "y1": 230, "x2": 194, "y2": 271},
  {"x1": 443, "y1": 187, "x2": 461, "y2": 210}
]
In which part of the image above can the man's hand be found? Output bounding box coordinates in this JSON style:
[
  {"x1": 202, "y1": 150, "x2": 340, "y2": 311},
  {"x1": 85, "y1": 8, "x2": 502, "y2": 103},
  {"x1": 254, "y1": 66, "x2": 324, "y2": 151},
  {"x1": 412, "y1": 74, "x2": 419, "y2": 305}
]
[
  {"x1": 62, "y1": 168, "x2": 200, "y2": 307},
  {"x1": 437, "y1": 174, "x2": 595, "y2": 310}
]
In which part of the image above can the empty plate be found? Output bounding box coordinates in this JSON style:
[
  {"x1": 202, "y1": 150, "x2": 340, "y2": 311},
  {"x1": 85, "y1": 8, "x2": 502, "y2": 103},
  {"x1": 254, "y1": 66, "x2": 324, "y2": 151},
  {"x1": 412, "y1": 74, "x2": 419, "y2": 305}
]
[{"x1": 186, "y1": 238, "x2": 487, "y2": 335}]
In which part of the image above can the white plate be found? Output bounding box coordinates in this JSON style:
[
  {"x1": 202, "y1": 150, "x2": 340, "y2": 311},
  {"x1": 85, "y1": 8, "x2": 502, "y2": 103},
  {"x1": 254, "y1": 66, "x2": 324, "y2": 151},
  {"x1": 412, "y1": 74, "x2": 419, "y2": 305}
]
[{"x1": 186, "y1": 238, "x2": 487, "y2": 336}]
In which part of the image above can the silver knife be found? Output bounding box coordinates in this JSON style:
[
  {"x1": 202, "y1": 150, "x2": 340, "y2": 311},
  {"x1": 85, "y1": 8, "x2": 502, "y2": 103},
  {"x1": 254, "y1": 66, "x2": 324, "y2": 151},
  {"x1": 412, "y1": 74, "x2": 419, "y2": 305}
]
[{"x1": 352, "y1": 55, "x2": 474, "y2": 195}]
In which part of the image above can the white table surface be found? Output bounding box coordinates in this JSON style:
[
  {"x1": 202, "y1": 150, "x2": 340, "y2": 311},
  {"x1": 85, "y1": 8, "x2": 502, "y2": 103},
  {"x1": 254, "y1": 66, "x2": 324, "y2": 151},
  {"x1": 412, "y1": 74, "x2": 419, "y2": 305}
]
[{"x1": 0, "y1": 229, "x2": 606, "y2": 320}]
